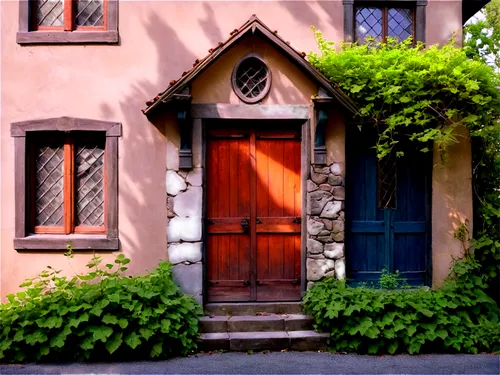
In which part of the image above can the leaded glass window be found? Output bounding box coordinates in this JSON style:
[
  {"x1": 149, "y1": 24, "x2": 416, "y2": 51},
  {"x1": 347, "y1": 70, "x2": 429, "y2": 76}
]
[
  {"x1": 29, "y1": 132, "x2": 106, "y2": 234},
  {"x1": 355, "y1": 5, "x2": 414, "y2": 44},
  {"x1": 34, "y1": 0, "x2": 106, "y2": 30}
]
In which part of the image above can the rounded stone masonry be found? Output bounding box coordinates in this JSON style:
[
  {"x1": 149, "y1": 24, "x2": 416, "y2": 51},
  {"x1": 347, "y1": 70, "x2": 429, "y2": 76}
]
[
  {"x1": 166, "y1": 170, "x2": 187, "y2": 196},
  {"x1": 306, "y1": 162, "x2": 346, "y2": 286},
  {"x1": 172, "y1": 263, "x2": 203, "y2": 304},
  {"x1": 168, "y1": 242, "x2": 202, "y2": 264},
  {"x1": 173, "y1": 187, "x2": 202, "y2": 217}
]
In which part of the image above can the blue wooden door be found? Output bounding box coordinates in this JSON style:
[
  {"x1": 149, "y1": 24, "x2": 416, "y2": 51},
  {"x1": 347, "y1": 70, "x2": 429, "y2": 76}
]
[{"x1": 346, "y1": 126, "x2": 431, "y2": 286}]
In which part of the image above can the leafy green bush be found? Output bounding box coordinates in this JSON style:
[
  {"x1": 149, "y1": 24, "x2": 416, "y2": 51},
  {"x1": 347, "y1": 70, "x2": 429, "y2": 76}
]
[
  {"x1": 0, "y1": 252, "x2": 202, "y2": 362},
  {"x1": 303, "y1": 260, "x2": 500, "y2": 355}
]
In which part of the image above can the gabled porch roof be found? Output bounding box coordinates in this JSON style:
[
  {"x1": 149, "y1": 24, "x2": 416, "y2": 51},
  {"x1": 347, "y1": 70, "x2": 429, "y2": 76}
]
[{"x1": 142, "y1": 15, "x2": 357, "y2": 116}]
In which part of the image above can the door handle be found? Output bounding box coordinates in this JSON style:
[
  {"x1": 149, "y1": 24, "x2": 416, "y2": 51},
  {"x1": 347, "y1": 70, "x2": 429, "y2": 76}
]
[
  {"x1": 256, "y1": 217, "x2": 262, "y2": 224},
  {"x1": 243, "y1": 280, "x2": 250, "y2": 286},
  {"x1": 240, "y1": 218, "x2": 249, "y2": 233},
  {"x1": 256, "y1": 280, "x2": 263, "y2": 286}
]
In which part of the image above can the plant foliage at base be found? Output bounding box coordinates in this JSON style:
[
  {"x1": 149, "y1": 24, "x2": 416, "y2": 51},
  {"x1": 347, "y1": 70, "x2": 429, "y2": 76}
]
[
  {"x1": 0, "y1": 253, "x2": 202, "y2": 362},
  {"x1": 303, "y1": 261, "x2": 499, "y2": 354}
]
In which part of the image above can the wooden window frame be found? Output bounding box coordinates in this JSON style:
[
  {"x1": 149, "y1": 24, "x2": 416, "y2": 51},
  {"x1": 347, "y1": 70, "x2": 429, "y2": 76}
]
[
  {"x1": 17, "y1": 0, "x2": 118, "y2": 45},
  {"x1": 343, "y1": 0, "x2": 427, "y2": 44},
  {"x1": 11, "y1": 117, "x2": 121, "y2": 251}
]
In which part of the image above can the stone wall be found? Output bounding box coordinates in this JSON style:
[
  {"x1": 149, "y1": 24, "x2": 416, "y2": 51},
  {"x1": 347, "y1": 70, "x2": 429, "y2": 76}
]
[
  {"x1": 306, "y1": 162, "x2": 346, "y2": 289},
  {"x1": 166, "y1": 167, "x2": 204, "y2": 304}
]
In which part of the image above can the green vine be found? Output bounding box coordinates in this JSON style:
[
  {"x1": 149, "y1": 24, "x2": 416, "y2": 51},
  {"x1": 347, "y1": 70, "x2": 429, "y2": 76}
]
[{"x1": 308, "y1": 31, "x2": 500, "y2": 290}]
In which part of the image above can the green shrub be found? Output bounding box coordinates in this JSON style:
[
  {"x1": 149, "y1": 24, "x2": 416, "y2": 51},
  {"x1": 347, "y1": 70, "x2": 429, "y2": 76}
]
[
  {"x1": 0, "y1": 252, "x2": 202, "y2": 362},
  {"x1": 303, "y1": 260, "x2": 499, "y2": 355}
]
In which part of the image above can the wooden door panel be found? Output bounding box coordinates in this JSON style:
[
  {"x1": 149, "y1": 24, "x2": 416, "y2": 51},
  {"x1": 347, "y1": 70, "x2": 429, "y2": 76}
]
[
  {"x1": 255, "y1": 138, "x2": 301, "y2": 301},
  {"x1": 207, "y1": 136, "x2": 251, "y2": 302},
  {"x1": 256, "y1": 234, "x2": 301, "y2": 301}
]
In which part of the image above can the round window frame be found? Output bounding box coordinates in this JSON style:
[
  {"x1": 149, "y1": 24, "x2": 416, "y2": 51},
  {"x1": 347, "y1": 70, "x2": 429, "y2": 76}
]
[{"x1": 231, "y1": 53, "x2": 272, "y2": 104}]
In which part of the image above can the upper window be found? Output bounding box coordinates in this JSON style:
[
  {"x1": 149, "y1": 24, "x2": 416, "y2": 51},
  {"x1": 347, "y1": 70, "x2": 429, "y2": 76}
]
[
  {"x1": 11, "y1": 117, "x2": 121, "y2": 250},
  {"x1": 17, "y1": 0, "x2": 118, "y2": 44},
  {"x1": 355, "y1": 6, "x2": 414, "y2": 43}
]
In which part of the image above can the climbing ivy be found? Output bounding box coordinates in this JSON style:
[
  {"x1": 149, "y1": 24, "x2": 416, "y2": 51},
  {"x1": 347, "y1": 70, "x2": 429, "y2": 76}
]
[{"x1": 308, "y1": 32, "x2": 500, "y2": 290}]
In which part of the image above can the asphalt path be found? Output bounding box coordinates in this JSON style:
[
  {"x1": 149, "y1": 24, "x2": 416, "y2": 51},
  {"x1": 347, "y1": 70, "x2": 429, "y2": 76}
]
[{"x1": 1, "y1": 352, "x2": 498, "y2": 374}]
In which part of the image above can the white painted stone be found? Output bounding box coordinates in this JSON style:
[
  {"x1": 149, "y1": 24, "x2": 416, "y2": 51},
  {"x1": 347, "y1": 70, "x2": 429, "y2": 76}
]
[
  {"x1": 166, "y1": 170, "x2": 186, "y2": 196},
  {"x1": 187, "y1": 168, "x2": 203, "y2": 187},
  {"x1": 168, "y1": 242, "x2": 202, "y2": 264},
  {"x1": 335, "y1": 258, "x2": 346, "y2": 280},
  {"x1": 174, "y1": 187, "x2": 202, "y2": 217},
  {"x1": 320, "y1": 201, "x2": 342, "y2": 219},
  {"x1": 167, "y1": 217, "x2": 202, "y2": 242},
  {"x1": 166, "y1": 141, "x2": 179, "y2": 171},
  {"x1": 330, "y1": 163, "x2": 342, "y2": 176},
  {"x1": 307, "y1": 238, "x2": 324, "y2": 254},
  {"x1": 307, "y1": 218, "x2": 325, "y2": 236},
  {"x1": 326, "y1": 259, "x2": 335, "y2": 269},
  {"x1": 324, "y1": 243, "x2": 344, "y2": 260},
  {"x1": 307, "y1": 258, "x2": 328, "y2": 281},
  {"x1": 172, "y1": 263, "x2": 202, "y2": 300}
]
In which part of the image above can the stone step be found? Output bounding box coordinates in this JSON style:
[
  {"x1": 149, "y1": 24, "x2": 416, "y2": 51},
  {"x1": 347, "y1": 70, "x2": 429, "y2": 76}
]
[
  {"x1": 200, "y1": 330, "x2": 329, "y2": 352},
  {"x1": 204, "y1": 302, "x2": 304, "y2": 316},
  {"x1": 200, "y1": 314, "x2": 314, "y2": 333}
]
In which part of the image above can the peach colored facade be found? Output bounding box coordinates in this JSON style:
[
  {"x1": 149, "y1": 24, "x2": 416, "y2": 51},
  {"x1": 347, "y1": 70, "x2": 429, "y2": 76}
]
[{"x1": 1, "y1": 1, "x2": 471, "y2": 300}]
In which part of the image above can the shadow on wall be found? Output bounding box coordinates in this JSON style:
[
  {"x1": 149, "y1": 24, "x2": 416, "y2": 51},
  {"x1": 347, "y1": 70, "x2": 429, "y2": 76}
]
[{"x1": 94, "y1": 2, "x2": 341, "y2": 274}]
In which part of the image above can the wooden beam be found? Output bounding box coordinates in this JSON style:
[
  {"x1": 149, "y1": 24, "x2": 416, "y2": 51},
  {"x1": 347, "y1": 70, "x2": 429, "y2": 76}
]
[{"x1": 191, "y1": 104, "x2": 311, "y2": 120}]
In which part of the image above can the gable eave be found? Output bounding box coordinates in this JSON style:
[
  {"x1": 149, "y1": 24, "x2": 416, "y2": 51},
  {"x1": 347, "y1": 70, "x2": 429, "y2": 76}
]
[{"x1": 143, "y1": 16, "x2": 357, "y2": 117}]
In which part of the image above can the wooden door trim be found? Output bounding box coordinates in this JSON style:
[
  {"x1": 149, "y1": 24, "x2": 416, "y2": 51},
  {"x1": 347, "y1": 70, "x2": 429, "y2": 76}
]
[{"x1": 202, "y1": 118, "x2": 310, "y2": 304}]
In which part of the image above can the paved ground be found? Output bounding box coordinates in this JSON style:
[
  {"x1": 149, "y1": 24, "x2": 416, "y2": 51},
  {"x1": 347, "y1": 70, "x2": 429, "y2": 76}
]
[{"x1": 1, "y1": 352, "x2": 498, "y2": 374}]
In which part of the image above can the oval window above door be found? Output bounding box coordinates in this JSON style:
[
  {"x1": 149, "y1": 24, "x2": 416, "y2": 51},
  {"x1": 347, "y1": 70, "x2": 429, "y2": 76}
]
[{"x1": 231, "y1": 53, "x2": 272, "y2": 104}]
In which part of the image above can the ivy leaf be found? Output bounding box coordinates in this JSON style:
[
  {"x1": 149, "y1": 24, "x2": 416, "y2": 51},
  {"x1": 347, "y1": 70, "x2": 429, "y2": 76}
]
[
  {"x1": 150, "y1": 342, "x2": 163, "y2": 357},
  {"x1": 105, "y1": 332, "x2": 123, "y2": 354},
  {"x1": 387, "y1": 341, "x2": 399, "y2": 354},
  {"x1": 93, "y1": 326, "x2": 113, "y2": 342},
  {"x1": 136, "y1": 328, "x2": 152, "y2": 341},
  {"x1": 125, "y1": 332, "x2": 142, "y2": 349},
  {"x1": 102, "y1": 314, "x2": 118, "y2": 325},
  {"x1": 118, "y1": 319, "x2": 129, "y2": 329}
]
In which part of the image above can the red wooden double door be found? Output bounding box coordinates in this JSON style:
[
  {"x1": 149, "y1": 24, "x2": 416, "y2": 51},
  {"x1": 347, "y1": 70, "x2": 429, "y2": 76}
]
[{"x1": 206, "y1": 123, "x2": 302, "y2": 302}]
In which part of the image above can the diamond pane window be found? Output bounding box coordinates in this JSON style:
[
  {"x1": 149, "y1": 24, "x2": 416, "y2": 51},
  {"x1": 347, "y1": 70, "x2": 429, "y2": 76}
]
[
  {"x1": 75, "y1": 135, "x2": 105, "y2": 227},
  {"x1": 354, "y1": 6, "x2": 414, "y2": 44},
  {"x1": 36, "y1": 0, "x2": 65, "y2": 27},
  {"x1": 29, "y1": 132, "x2": 106, "y2": 234},
  {"x1": 388, "y1": 8, "x2": 413, "y2": 41},
  {"x1": 76, "y1": 0, "x2": 104, "y2": 27},
  {"x1": 34, "y1": 137, "x2": 64, "y2": 226},
  {"x1": 355, "y1": 7, "x2": 383, "y2": 42}
]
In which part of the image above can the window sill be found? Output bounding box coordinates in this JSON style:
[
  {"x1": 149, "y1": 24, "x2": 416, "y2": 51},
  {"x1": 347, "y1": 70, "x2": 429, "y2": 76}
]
[
  {"x1": 14, "y1": 234, "x2": 119, "y2": 251},
  {"x1": 16, "y1": 30, "x2": 119, "y2": 45}
]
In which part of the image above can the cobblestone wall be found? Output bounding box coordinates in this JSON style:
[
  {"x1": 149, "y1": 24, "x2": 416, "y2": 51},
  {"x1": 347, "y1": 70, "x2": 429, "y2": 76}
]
[{"x1": 306, "y1": 162, "x2": 346, "y2": 289}]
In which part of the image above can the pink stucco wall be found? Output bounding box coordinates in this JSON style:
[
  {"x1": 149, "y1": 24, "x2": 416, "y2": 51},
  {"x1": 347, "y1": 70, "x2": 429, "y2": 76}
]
[{"x1": 1, "y1": 1, "x2": 467, "y2": 298}]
